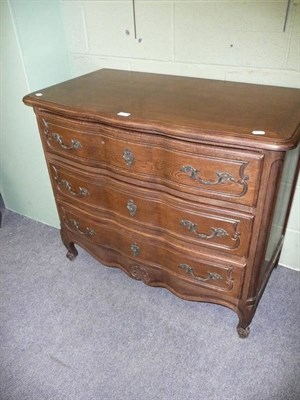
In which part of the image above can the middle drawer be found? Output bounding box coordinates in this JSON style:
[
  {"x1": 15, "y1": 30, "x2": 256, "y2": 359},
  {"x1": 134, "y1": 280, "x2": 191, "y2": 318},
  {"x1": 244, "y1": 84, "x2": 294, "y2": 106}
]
[{"x1": 49, "y1": 162, "x2": 254, "y2": 259}]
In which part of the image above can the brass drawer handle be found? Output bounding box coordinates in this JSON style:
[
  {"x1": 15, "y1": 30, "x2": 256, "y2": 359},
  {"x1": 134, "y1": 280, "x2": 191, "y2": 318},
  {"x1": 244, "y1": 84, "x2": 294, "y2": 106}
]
[
  {"x1": 65, "y1": 218, "x2": 95, "y2": 236},
  {"x1": 53, "y1": 133, "x2": 82, "y2": 150},
  {"x1": 52, "y1": 167, "x2": 89, "y2": 197},
  {"x1": 180, "y1": 164, "x2": 249, "y2": 197},
  {"x1": 180, "y1": 219, "x2": 241, "y2": 248},
  {"x1": 42, "y1": 119, "x2": 81, "y2": 151},
  {"x1": 180, "y1": 220, "x2": 229, "y2": 240},
  {"x1": 179, "y1": 264, "x2": 223, "y2": 282},
  {"x1": 127, "y1": 199, "x2": 137, "y2": 216},
  {"x1": 131, "y1": 243, "x2": 140, "y2": 256},
  {"x1": 123, "y1": 149, "x2": 134, "y2": 166},
  {"x1": 180, "y1": 166, "x2": 234, "y2": 186}
]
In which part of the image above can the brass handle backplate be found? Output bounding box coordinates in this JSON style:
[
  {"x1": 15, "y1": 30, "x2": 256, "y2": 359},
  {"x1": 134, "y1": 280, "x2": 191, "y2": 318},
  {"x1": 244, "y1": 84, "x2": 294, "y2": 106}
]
[
  {"x1": 123, "y1": 149, "x2": 134, "y2": 166},
  {"x1": 127, "y1": 199, "x2": 137, "y2": 216},
  {"x1": 131, "y1": 243, "x2": 140, "y2": 256}
]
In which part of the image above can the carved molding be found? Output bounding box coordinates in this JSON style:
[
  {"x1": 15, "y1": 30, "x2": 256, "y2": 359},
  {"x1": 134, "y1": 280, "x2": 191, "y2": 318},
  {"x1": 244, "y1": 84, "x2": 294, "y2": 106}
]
[
  {"x1": 129, "y1": 265, "x2": 150, "y2": 283},
  {"x1": 246, "y1": 297, "x2": 257, "y2": 310}
]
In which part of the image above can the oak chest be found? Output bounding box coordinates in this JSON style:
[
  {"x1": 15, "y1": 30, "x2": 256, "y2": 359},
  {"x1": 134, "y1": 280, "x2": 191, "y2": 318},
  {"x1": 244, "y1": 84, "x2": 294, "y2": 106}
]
[{"x1": 23, "y1": 69, "x2": 300, "y2": 337}]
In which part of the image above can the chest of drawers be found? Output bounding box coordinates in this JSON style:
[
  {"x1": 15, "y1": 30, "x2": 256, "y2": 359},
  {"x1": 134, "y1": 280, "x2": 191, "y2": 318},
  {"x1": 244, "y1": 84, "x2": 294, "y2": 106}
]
[{"x1": 23, "y1": 69, "x2": 300, "y2": 337}]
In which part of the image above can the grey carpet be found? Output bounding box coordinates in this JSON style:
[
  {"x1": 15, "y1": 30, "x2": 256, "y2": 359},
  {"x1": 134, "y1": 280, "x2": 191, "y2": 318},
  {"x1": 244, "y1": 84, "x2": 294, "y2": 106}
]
[{"x1": 0, "y1": 210, "x2": 299, "y2": 400}]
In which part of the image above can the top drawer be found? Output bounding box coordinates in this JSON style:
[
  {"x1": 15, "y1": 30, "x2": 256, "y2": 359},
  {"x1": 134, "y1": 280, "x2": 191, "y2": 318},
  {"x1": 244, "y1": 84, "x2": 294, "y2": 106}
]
[{"x1": 37, "y1": 112, "x2": 264, "y2": 206}]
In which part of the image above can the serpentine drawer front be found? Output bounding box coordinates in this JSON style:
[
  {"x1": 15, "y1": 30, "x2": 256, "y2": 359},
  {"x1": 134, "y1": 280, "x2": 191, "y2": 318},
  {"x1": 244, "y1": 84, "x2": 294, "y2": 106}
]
[
  {"x1": 38, "y1": 112, "x2": 263, "y2": 206},
  {"x1": 49, "y1": 162, "x2": 253, "y2": 259},
  {"x1": 58, "y1": 202, "x2": 244, "y2": 299},
  {"x1": 23, "y1": 69, "x2": 300, "y2": 338}
]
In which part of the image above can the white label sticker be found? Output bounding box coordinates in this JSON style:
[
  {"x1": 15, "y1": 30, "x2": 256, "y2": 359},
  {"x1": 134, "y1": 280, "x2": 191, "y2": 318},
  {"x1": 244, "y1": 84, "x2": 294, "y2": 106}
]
[
  {"x1": 252, "y1": 130, "x2": 266, "y2": 135},
  {"x1": 117, "y1": 112, "x2": 131, "y2": 117}
]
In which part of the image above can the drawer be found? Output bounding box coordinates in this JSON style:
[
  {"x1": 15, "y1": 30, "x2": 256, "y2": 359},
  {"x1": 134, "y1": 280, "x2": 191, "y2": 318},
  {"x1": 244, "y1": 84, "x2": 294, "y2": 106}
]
[
  {"x1": 38, "y1": 112, "x2": 264, "y2": 206},
  {"x1": 58, "y1": 202, "x2": 244, "y2": 298},
  {"x1": 50, "y1": 162, "x2": 254, "y2": 258}
]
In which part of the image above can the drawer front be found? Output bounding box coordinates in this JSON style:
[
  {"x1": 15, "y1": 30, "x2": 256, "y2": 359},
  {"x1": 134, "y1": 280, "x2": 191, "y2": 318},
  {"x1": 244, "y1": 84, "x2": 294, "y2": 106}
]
[
  {"x1": 38, "y1": 113, "x2": 263, "y2": 206},
  {"x1": 59, "y1": 203, "x2": 244, "y2": 298},
  {"x1": 50, "y1": 163, "x2": 253, "y2": 258}
]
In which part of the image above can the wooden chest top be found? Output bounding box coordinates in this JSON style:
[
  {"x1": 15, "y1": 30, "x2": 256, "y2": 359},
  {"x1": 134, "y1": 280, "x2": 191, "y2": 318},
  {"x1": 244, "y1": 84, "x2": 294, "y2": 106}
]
[{"x1": 23, "y1": 69, "x2": 300, "y2": 151}]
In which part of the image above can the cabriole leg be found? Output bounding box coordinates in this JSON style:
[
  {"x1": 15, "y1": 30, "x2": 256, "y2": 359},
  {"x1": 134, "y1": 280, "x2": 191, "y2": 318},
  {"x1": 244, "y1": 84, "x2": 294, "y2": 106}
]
[
  {"x1": 236, "y1": 306, "x2": 254, "y2": 339},
  {"x1": 60, "y1": 228, "x2": 78, "y2": 261}
]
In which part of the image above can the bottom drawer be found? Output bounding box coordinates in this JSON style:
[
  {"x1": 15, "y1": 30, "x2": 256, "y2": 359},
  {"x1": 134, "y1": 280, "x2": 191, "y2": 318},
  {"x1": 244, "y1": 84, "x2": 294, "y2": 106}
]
[{"x1": 59, "y1": 202, "x2": 245, "y2": 299}]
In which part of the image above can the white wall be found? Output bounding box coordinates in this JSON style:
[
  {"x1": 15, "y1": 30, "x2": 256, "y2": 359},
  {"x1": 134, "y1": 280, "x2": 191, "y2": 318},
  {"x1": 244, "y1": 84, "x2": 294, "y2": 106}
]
[
  {"x1": 61, "y1": 0, "x2": 300, "y2": 88},
  {"x1": 0, "y1": 0, "x2": 71, "y2": 227}
]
